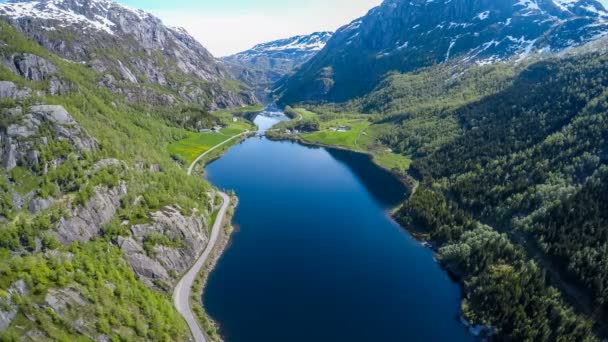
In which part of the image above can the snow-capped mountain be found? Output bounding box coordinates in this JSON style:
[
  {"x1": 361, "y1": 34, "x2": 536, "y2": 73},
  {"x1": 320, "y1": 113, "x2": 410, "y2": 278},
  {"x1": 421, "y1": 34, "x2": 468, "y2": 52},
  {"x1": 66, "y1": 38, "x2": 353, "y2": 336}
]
[
  {"x1": 222, "y1": 32, "x2": 332, "y2": 101},
  {"x1": 231, "y1": 32, "x2": 332, "y2": 59},
  {"x1": 277, "y1": 0, "x2": 608, "y2": 104},
  {"x1": 0, "y1": 0, "x2": 256, "y2": 109}
]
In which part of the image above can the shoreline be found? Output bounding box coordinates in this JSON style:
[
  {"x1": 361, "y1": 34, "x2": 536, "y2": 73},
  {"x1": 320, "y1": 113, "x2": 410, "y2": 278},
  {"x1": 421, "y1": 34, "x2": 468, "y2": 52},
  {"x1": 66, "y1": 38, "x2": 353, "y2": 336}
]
[
  {"x1": 188, "y1": 195, "x2": 238, "y2": 342},
  {"x1": 266, "y1": 133, "x2": 417, "y2": 192}
]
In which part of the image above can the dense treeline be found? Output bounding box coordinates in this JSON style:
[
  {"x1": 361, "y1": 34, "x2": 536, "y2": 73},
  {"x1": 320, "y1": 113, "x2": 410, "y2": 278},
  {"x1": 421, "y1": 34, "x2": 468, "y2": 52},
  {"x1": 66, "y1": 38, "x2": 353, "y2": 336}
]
[
  {"x1": 531, "y1": 168, "x2": 608, "y2": 307},
  {"x1": 386, "y1": 52, "x2": 608, "y2": 339},
  {"x1": 411, "y1": 53, "x2": 608, "y2": 313},
  {"x1": 396, "y1": 187, "x2": 596, "y2": 340}
]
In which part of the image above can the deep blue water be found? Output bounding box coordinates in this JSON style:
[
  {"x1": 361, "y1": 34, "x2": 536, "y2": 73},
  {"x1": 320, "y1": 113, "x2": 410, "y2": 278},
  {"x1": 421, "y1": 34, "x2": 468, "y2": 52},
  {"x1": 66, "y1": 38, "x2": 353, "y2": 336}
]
[{"x1": 203, "y1": 112, "x2": 472, "y2": 342}]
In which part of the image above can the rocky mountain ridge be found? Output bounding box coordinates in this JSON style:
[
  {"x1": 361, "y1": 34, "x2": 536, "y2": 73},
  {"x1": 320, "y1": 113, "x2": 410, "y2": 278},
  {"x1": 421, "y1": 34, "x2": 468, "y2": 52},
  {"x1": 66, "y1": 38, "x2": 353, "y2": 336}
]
[
  {"x1": 223, "y1": 32, "x2": 332, "y2": 101},
  {"x1": 0, "y1": 0, "x2": 257, "y2": 109},
  {"x1": 277, "y1": 0, "x2": 608, "y2": 103}
]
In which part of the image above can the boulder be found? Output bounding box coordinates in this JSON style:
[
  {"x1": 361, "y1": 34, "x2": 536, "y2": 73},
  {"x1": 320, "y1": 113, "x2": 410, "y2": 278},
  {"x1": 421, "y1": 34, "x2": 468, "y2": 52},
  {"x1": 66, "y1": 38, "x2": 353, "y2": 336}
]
[
  {"x1": 0, "y1": 280, "x2": 29, "y2": 330},
  {"x1": 0, "y1": 81, "x2": 32, "y2": 100},
  {"x1": 29, "y1": 197, "x2": 53, "y2": 214}
]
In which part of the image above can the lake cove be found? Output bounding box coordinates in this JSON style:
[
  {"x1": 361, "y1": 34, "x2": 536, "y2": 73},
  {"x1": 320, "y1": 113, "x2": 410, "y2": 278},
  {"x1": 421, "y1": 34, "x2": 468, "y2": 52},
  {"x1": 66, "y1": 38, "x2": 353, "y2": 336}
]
[{"x1": 203, "y1": 110, "x2": 473, "y2": 342}]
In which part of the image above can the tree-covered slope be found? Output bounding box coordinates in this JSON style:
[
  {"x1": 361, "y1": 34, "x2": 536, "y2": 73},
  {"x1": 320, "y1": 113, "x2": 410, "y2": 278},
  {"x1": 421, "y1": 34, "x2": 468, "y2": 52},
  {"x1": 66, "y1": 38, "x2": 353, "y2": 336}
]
[
  {"x1": 394, "y1": 50, "x2": 608, "y2": 338},
  {"x1": 0, "y1": 15, "x2": 231, "y2": 341}
]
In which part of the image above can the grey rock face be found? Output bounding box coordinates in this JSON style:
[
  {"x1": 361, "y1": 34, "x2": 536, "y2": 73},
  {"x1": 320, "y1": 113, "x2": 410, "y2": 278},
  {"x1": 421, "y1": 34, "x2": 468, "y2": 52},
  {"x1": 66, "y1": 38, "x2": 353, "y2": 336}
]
[
  {"x1": 1, "y1": 104, "x2": 98, "y2": 171},
  {"x1": 29, "y1": 105, "x2": 99, "y2": 150},
  {"x1": 0, "y1": 81, "x2": 32, "y2": 100},
  {"x1": 45, "y1": 287, "x2": 87, "y2": 316},
  {"x1": 116, "y1": 60, "x2": 138, "y2": 84},
  {"x1": 55, "y1": 183, "x2": 127, "y2": 245},
  {"x1": 48, "y1": 77, "x2": 71, "y2": 96},
  {"x1": 29, "y1": 197, "x2": 53, "y2": 214},
  {"x1": 0, "y1": 280, "x2": 29, "y2": 331},
  {"x1": 0, "y1": 0, "x2": 258, "y2": 109},
  {"x1": 5, "y1": 53, "x2": 58, "y2": 81},
  {"x1": 122, "y1": 252, "x2": 169, "y2": 282},
  {"x1": 121, "y1": 206, "x2": 209, "y2": 285}
]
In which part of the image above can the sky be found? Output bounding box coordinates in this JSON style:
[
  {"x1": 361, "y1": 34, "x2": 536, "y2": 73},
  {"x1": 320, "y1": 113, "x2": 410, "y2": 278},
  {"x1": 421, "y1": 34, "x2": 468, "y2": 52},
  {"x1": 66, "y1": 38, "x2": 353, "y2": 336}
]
[{"x1": 117, "y1": 0, "x2": 383, "y2": 57}]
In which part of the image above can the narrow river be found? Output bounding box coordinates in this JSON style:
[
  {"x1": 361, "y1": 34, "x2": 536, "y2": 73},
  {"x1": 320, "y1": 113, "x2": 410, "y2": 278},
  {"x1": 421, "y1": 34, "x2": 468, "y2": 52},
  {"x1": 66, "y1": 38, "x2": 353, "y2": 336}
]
[{"x1": 203, "y1": 109, "x2": 472, "y2": 341}]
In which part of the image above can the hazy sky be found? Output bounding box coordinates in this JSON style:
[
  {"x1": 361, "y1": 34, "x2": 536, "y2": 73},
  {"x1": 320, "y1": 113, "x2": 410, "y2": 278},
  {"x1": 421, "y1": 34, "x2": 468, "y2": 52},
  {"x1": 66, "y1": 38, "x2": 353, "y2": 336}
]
[{"x1": 118, "y1": 0, "x2": 383, "y2": 57}]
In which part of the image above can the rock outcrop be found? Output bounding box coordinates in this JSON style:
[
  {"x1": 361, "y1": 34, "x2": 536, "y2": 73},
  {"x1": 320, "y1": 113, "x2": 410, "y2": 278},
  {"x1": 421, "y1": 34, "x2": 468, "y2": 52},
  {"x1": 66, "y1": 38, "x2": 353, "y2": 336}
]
[
  {"x1": 0, "y1": 81, "x2": 32, "y2": 100},
  {"x1": 5, "y1": 53, "x2": 57, "y2": 81},
  {"x1": 0, "y1": 104, "x2": 98, "y2": 171},
  {"x1": 55, "y1": 183, "x2": 127, "y2": 245},
  {"x1": 0, "y1": 280, "x2": 28, "y2": 331},
  {"x1": 119, "y1": 206, "x2": 209, "y2": 286}
]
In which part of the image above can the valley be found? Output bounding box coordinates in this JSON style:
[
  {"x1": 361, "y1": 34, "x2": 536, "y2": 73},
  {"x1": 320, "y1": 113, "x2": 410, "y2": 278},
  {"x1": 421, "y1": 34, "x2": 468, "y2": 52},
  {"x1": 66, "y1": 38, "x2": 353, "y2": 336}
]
[{"x1": 1, "y1": 0, "x2": 608, "y2": 341}]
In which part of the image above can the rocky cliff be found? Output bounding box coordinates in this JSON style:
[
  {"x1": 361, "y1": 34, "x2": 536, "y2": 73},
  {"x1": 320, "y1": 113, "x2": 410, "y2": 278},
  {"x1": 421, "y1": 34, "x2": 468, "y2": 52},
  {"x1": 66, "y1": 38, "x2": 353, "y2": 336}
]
[{"x1": 0, "y1": 0, "x2": 258, "y2": 109}]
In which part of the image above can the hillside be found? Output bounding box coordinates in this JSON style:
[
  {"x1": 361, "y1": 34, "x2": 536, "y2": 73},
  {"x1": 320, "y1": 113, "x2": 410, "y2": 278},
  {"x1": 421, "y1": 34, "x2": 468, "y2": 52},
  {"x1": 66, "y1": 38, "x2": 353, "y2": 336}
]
[
  {"x1": 223, "y1": 32, "x2": 332, "y2": 100},
  {"x1": 0, "y1": 1, "x2": 253, "y2": 340},
  {"x1": 276, "y1": 0, "x2": 608, "y2": 104}
]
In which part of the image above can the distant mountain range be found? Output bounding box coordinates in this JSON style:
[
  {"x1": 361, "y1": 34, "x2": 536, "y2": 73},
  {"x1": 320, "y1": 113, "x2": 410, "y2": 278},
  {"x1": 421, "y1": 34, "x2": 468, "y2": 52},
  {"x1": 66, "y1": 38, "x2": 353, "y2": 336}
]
[
  {"x1": 222, "y1": 32, "x2": 332, "y2": 101},
  {"x1": 276, "y1": 0, "x2": 608, "y2": 104}
]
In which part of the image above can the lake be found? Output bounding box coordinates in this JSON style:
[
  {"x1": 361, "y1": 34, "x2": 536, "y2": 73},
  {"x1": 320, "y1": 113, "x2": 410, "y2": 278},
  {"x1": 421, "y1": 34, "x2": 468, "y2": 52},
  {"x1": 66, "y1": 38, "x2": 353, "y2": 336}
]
[{"x1": 203, "y1": 110, "x2": 472, "y2": 341}]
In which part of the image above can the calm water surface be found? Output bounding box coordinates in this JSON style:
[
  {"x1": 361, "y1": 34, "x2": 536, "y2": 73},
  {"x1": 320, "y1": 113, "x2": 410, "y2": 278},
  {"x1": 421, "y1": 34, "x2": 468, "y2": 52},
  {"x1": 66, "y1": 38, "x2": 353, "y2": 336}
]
[{"x1": 203, "y1": 110, "x2": 472, "y2": 342}]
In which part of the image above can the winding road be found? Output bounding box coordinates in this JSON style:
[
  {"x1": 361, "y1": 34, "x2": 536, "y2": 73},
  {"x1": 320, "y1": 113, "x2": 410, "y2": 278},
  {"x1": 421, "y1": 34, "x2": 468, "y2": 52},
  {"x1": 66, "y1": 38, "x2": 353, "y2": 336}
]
[{"x1": 174, "y1": 131, "x2": 248, "y2": 342}]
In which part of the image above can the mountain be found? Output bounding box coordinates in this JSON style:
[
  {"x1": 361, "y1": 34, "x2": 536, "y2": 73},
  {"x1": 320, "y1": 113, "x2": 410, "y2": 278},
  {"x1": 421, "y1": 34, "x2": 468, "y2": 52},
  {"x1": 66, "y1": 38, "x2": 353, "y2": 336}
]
[
  {"x1": 0, "y1": 0, "x2": 257, "y2": 109},
  {"x1": 277, "y1": 0, "x2": 608, "y2": 104},
  {"x1": 0, "y1": 0, "x2": 256, "y2": 340},
  {"x1": 222, "y1": 32, "x2": 332, "y2": 100}
]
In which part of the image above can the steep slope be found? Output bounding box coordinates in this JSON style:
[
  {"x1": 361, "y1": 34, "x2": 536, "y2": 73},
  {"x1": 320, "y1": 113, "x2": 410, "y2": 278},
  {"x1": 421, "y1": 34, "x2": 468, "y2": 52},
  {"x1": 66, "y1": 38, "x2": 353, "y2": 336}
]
[
  {"x1": 0, "y1": 0, "x2": 257, "y2": 109},
  {"x1": 0, "y1": 7, "x2": 234, "y2": 341},
  {"x1": 277, "y1": 0, "x2": 608, "y2": 103},
  {"x1": 222, "y1": 32, "x2": 331, "y2": 100}
]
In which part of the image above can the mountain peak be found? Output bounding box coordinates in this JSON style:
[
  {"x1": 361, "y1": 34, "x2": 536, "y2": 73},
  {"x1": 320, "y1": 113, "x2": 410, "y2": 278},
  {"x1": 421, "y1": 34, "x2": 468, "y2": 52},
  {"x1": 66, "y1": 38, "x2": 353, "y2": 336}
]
[
  {"x1": 0, "y1": 0, "x2": 152, "y2": 35},
  {"x1": 245, "y1": 31, "x2": 333, "y2": 56},
  {"x1": 277, "y1": 0, "x2": 608, "y2": 104}
]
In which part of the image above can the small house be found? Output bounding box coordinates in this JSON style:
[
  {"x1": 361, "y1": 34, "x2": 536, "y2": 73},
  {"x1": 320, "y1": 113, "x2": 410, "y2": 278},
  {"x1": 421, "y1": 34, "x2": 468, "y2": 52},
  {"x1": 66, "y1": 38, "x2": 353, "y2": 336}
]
[{"x1": 337, "y1": 126, "x2": 352, "y2": 132}]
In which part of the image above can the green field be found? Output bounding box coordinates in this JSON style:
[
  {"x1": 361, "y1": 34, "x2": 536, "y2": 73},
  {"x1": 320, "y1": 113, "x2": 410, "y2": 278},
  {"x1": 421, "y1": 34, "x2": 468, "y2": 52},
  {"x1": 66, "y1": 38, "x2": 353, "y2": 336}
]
[
  {"x1": 168, "y1": 122, "x2": 251, "y2": 165},
  {"x1": 301, "y1": 119, "x2": 370, "y2": 151},
  {"x1": 286, "y1": 109, "x2": 412, "y2": 173}
]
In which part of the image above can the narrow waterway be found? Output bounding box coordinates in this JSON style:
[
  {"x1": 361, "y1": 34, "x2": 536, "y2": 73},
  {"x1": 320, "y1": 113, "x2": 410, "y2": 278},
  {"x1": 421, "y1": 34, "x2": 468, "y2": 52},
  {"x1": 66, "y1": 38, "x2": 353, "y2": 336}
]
[{"x1": 203, "y1": 109, "x2": 472, "y2": 341}]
